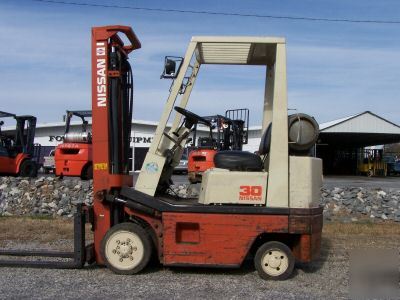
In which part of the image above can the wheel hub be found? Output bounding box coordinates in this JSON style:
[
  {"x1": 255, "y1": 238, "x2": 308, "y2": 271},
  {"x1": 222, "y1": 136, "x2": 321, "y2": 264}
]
[
  {"x1": 119, "y1": 243, "x2": 132, "y2": 257},
  {"x1": 262, "y1": 250, "x2": 288, "y2": 276},
  {"x1": 105, "y1": 230, "x2": 144, "y2": 270},
  {"x1": 267, "y1": 255, "x2": 282, "y2": 269}
]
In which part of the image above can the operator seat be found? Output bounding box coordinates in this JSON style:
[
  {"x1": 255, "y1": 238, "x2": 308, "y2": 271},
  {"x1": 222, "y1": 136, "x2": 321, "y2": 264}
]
[{"x1": 213, "y1": 124, "x2": 271, "y2": 171}]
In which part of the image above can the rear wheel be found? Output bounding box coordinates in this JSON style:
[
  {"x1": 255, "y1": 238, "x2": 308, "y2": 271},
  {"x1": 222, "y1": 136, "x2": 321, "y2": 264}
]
[
  {"x1": 254, "y1": 241, "x2": 295, "y2": 280},
  {"x1": 101, "y1": 223, "x2": 153, "y2": 275},
  {"x1": 19, "y1": 160, "x2": 37, "y2": 177}
]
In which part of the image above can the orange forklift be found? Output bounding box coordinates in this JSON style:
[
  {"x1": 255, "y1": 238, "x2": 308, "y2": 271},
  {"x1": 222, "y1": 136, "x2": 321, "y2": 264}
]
[
  {"x1": 188, "y1": 109, "x2": 249, "y2": 183},
  {"x1": 55, "y1": 110, "x2": 93, "y2": 179},
  {"x1": 0, "y1": 111, "x2": 38, "y2": 177},
  {"x1": 0, "y1": 26, "x2": 322, "y2": 281}
]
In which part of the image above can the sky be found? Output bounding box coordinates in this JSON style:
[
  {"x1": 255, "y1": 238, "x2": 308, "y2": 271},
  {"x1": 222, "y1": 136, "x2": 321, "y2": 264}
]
[{"x1": 1, "y1": 0, "x2": 400, "y2": 127}]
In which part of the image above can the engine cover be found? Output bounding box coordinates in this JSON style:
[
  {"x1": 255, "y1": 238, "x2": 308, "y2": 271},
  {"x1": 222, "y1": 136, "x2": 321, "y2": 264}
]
[{"x1": 198, "y1": 168, "x2": 268, "y2": 205}]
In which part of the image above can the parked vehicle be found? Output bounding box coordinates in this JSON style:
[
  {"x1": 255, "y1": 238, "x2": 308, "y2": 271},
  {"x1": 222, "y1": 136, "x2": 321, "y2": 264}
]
[
  {"x1": 393, "y1": 161, "x2": 400, "y2": 174},
  {"x1": 188, "y1": 109, "x2": 249, "y2": 183},
  {"x1": 55, "y1": 110, "x2": 92, "y2": 179},
  {"x1": 43, "y1": 149, "x2": 55, "y2": 174},
  {"x1": 173, "y1": 150, "x2": 188, "y2": 174},
  {"x1": 0, "y1": 111, "x2": 39, "y2": 177}
]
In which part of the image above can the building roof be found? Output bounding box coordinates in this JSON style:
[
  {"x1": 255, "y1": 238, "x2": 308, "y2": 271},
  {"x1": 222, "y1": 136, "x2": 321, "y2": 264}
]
[
  {"x1": 320, "y1": 111, "x2": 400, "y2": 134},
  {"x1": 1, "y1": 119, "x2": 163, "y2": 131},
  {"x1": 319, "y1": 111, "x2": 400, "y2": 147},
  {"x1": 319, "y1": 115, "x2": 355, "y2": 130}
]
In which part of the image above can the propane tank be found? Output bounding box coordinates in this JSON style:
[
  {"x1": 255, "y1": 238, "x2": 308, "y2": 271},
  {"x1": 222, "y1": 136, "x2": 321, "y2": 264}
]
[
  {"x1": 288, "y1": 113, "x2": 319, "y2": 152},
  {"x1": 64, "y1": 132, "x2": 92, "y2": 144}
]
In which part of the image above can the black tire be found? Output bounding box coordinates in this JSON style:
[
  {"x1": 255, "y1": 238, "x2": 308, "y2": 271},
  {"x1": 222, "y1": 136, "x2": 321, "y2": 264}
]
[
  {"x1": 254, "y1": 241, "x2": 295, "y2": 281},
  {"x1": 101, "y1": 223, "x2": 153, "y2": 275},
  {"x1": 19, "y1": 160, "x2": 38, "y2": 177},
  {"x1": 81, "y1": 164, "x2": 93, "y2": 180}
]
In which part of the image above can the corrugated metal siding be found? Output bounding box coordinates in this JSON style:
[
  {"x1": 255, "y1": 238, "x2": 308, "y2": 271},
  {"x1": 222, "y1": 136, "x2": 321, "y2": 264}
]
[{"x1": 322, "y1": 112, "x2": 400, "y2": 134}]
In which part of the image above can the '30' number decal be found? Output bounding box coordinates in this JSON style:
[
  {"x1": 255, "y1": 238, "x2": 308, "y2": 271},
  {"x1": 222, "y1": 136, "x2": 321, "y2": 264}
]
[{"x1": 239, "y1": 185, "x2": 262, "y2": 196}]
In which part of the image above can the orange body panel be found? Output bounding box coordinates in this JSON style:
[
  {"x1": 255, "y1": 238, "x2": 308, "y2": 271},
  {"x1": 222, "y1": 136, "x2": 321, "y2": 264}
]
[
  {"x1": 118, "y1": 208, "x2": 322, "y2": 267},
  {"x1": 188, "y1": 149, "x2": 216, "y2": 182},
  {"x1": 163, "y1": 213, "x2": 288, "y2": 266},
  {"x1": 158, "y1": 211, "x2": 322, "y2": 266},
  {"x1": 0, "y1": 153, "x2": 28, "y2": 175},
  {"x1": 290, "y1": 212, "x2": 323, "y2": 262},
  {"x1": 54, "y1": 143, "x2": 92, "y2": 177}
]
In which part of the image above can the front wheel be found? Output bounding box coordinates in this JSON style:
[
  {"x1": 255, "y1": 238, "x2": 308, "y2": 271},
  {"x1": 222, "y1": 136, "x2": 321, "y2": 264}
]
[
  {"x1": 19, "y1": 160, "x2": 38, "y2": 177},
  {"x1": 254, "y1": 241, "x2": 295, "y2": 280},
  {"x1": 81, "y1": 164, "x2": 93, "y2": 180},
  {"x1": 101, "y1": 223, "x2": 153, "y2": 275}
]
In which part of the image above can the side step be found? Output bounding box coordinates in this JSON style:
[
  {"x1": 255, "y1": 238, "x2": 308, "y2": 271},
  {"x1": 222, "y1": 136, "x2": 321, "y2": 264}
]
[{"x1": 0, "y1": 204, "x2": 92, "y2": 269}]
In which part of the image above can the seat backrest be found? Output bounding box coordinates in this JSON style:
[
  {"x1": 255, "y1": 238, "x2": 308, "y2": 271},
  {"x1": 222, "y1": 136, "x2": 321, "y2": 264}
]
[
  {"x1": 258, "y1": 123, "x2": 271, "y2": 155},
  {"x1": 198, "y1": 137, "x2": 216, "y2": 148}
]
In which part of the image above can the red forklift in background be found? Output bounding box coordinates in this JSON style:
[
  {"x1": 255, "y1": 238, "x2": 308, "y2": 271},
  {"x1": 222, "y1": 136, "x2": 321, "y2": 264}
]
[
  {"x1": 0, "y1": 26, "x2": 322, "y2": 281},
  {"x1": 0, "y1": 111, "x2": 38, "y2": 177},
  {"x1": 55, "y1": 110, "x2": 93, "y2": 179},
  {"x1": 188, "y1": 108, "x2": 249, "y2": 183}
]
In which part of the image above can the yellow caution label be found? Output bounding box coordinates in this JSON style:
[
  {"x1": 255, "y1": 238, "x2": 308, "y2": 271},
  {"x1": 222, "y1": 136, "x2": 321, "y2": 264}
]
[{"x1": 94, "y1": 163, "x2": 108, "y2": 171}]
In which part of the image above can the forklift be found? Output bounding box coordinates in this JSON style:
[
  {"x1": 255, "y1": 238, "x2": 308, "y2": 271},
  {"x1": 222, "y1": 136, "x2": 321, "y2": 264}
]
[
  {"x1": 0, "y1": 111, "x2": 38, "y2": 177},
  {"x1": 0, "y1": 26, "x2": 322, "y2": 281},
  {"x1": 55, "y1": 110, "x2": 93, "y2": 179},
  {"x1": 187, "y1": 109, "x2": 249, "y2": 183}
]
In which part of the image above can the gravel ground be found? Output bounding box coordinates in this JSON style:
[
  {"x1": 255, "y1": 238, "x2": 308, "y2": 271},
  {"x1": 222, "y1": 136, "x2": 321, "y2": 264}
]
[
  {"x1": 323, "y1": 175, "x2": 400, "y2": 189},
  {"x1": 1, "y1": 225, "x2": 399, "y2": 300}
]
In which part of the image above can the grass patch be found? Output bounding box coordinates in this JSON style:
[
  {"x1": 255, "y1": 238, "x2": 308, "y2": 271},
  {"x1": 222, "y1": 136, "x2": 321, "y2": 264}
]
[
  {"x1": 323, "y1": 222, "x2": 400, "y2": 236},
  {"x1": 0, "y1": 217, "x2": 75, "y2": 242}
]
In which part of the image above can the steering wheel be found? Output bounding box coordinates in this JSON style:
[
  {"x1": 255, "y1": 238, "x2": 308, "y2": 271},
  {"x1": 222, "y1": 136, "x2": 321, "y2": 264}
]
[{"x1": 174, "y1": 106, "x2": 211, "y2": 128}]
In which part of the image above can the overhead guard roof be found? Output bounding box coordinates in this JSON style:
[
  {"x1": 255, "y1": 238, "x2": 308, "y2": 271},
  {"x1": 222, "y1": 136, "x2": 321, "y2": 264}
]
[
  {"x1": 192, "y1": 36, "x2": 285, "y2": 65},
  {"x1": 0, "y1": 111, "x2": 16, "y2": 118},
  {"x1": 68, "y1": 110, "x2": 92, "y2": 118}
]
